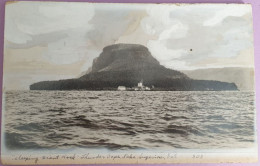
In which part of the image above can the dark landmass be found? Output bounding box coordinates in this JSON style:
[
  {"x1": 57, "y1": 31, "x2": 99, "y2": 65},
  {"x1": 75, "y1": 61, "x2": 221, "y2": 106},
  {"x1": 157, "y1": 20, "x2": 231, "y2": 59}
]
[
  {"x1": 182, "y1": 67, "x2": 254, "y2": 91},
  {"x1": 30, "y1": 44, "x2": 238, "y2": 91}
]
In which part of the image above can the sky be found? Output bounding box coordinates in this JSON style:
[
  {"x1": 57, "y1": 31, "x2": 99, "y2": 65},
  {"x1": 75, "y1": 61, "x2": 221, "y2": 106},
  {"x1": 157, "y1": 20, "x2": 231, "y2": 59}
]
[{"x1": 3, "y1": 2, "x2": 254, "y2": 90}]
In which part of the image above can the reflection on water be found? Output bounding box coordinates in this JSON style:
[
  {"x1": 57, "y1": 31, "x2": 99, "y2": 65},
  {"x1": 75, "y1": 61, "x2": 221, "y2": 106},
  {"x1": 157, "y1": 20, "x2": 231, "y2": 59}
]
[{"x1": 3, "y1": 91, "x2": 255, "y2": 150}]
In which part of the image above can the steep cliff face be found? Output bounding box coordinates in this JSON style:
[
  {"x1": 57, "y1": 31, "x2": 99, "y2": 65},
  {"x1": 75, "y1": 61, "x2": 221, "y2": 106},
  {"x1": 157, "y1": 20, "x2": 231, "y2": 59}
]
[{"x1": 30, "y1": 44, "x2": 238, "y2": 91}]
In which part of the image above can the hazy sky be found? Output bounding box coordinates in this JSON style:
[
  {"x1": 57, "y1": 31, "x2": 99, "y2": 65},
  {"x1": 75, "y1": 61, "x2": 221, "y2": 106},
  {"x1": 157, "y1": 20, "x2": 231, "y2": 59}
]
[{"x1": 4, "y1": 2, "x2": 254, "y2": 90}]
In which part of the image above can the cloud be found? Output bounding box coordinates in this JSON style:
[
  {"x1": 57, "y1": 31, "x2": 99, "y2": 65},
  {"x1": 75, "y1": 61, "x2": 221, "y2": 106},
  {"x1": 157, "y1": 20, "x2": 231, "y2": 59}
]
[
  {"x1": 5, "y1": 2, "x2": 94, "y2": 43},
  {"x1": 140, "y1": 4, "x2": 191, "y2": 69},
  {"x1": 5, "y1": 2, "x2": 95, "y2": 65},
  {"x1": 203, "y1": 5, "x2": 252, "y2": 26},
  {"x1": 141, "y1": 4, "x2": 189, "y2": 38},
  {"x1": 86, "y1": 6, "x2": 140, "y2": 49},
  {"x1": 140, "y1": 4, "x2": 253, "y2": 70},
  {"x1": 148, "y1": 40, "x2": 189, "y2": 69}
]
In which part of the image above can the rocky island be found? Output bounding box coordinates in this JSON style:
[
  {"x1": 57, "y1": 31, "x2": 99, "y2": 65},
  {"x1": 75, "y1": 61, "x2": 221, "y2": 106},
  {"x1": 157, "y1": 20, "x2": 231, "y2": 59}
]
[{"x1": 30, "y1": 44, "x2": 238, "y2": 91}]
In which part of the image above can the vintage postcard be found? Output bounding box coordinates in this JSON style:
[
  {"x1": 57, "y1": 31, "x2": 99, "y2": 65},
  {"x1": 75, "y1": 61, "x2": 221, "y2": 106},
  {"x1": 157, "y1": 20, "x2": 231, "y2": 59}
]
[{"x1": 1, "y1": 1, "x2": 257, "y2": 165}]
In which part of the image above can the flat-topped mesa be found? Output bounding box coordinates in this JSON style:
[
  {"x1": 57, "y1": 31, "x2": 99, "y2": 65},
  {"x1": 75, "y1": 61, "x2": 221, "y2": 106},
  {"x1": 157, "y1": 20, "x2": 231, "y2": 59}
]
[
  {"x1": 79, "y1": 43, "x2": 187, "y2": 83},
  {"x1": 30, "y1": 43, "x2": 238, "y2": 91},
  {"x1": 91, "y1": 43, "x2": 160, "y2": 73},
  {"x1": 103, "y1": 43, "x2": 149, "y2": 52}
]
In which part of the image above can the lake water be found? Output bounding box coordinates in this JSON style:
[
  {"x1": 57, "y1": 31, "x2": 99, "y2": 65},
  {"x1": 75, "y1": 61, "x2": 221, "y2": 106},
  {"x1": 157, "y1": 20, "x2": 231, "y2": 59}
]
[{"x1": 3, "y1": 91, "x2": 256, "y2": 150}]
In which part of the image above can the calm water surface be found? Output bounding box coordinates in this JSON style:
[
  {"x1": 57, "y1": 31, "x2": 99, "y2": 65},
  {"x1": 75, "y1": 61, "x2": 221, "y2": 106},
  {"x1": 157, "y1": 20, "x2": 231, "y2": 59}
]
[{"x1": 3, "y1": 91, "x2": 255, "y2": 150}]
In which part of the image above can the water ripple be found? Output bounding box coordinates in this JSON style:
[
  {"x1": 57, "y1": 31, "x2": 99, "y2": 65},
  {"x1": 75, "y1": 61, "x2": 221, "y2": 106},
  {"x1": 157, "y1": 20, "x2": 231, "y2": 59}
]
[{"x1": 3, "y1": 91, "x2": 256, "y2": 150}]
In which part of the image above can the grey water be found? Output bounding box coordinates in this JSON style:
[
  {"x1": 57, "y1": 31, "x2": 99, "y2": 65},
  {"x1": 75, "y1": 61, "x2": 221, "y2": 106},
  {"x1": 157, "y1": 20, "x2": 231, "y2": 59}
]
[{"x1": 3, "y1": 91, "x2": 256, "y2": 150}]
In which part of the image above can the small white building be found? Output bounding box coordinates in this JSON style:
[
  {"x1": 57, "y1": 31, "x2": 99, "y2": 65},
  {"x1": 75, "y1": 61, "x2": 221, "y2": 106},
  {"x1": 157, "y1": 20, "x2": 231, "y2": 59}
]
[
  {"x1": 118, "y1": 86, "x2": 126, "y2": 91},
  {"x1": 138, "y1": 82, "x2": 143, "y2": 88}
]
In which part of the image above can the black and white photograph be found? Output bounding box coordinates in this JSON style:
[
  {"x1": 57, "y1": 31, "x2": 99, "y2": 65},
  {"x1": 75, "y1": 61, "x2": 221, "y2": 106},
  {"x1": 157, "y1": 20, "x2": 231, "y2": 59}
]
[{"x1": 1, "y1": 1, "x2": 257, "y2": 164}]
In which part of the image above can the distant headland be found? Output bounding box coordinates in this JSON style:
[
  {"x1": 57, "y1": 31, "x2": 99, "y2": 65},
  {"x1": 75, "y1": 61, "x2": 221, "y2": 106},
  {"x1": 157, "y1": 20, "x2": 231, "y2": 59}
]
[{"x1": 30, "y1": 44, "x2": 238, "y2": 91}]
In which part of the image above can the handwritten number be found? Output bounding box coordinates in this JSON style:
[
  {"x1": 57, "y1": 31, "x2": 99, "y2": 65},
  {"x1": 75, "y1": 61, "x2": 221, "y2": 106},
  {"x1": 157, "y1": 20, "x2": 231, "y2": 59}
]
[{"x1": 192, "y1": 154, "x2": 203, "y2": 159}]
